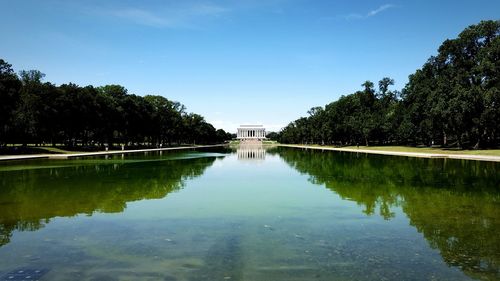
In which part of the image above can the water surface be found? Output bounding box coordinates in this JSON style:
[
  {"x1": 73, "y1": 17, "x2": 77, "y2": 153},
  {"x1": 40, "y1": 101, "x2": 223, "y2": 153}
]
[{"x1": 0, "y1": 146, "x2": 498, "y2": 280}]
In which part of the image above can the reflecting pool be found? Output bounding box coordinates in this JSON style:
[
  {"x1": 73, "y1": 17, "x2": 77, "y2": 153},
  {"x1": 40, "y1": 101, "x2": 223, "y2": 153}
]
[{"x1": 0, "y1": 146, "x2": 498, "y2": 280}]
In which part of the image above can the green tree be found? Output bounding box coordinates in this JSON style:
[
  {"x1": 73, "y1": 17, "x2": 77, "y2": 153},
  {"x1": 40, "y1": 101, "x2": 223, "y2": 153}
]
[
  {"x1": 0, "y1": 59, "x2": 21, "y2": 146},
  {"x1": 14, "y1": 70, "x2": 47, "y2": 145}
]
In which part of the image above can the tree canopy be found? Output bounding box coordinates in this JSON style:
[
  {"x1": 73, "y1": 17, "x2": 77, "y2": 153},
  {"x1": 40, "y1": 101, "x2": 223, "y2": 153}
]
[
  {"x1": 278, "y1": 20, "x2": 500, "y2": 149},
  {"x1": 0, "y1": 60, "x2": 231, "y2": 148}
]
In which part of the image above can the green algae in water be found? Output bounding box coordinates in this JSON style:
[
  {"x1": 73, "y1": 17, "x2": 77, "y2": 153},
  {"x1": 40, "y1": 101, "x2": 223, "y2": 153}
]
[{"x1": 0, "y1": 147, "x2": 498, "y2": 280}]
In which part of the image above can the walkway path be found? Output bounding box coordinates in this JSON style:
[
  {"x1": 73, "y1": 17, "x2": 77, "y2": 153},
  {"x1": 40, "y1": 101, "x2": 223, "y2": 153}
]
[
  {"x1": 279, "y1": 144, "x2": 500, "y2": 162},
  {"x1": 0, "y1": 144, "x2": 228, "y2": 162}
]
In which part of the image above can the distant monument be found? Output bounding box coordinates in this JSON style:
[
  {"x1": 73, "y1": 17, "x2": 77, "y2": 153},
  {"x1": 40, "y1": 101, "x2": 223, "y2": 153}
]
[{"x1": 237, "y1": 125, "x2": 266, "y2": 142}]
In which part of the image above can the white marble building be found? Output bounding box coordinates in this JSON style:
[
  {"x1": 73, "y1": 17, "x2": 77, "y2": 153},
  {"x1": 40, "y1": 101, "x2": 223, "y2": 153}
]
[{"x1": 236, "y1": 125, "x2": 266, "y2": 141}]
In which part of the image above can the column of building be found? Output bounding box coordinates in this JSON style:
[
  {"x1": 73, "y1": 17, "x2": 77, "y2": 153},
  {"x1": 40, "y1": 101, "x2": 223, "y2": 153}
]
[{"x1": 237, "y1": 128, "x2": 268, "y2": 139}]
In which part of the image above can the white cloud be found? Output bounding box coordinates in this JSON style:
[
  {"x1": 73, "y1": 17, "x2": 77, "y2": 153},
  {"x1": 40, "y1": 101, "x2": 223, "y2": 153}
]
[
  {"x1": 367, "y1": 4, "x2": 394, "y2": 17},
  {"x1": 340, "y1": 4, "x2": 395, "y2": 20},
  {"x1": 189, "y1": 3, "x2": 228, "y2": 16},
  {"x1": 102, "y1": 3, "x2": 230, "y2": 28},
  {"x1": 110, "y1": 8, "x2": 172, "y2": 27}
]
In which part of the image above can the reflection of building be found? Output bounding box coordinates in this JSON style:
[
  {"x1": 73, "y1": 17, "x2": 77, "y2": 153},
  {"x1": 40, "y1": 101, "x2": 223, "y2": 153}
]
[
  {"x1": 237, "y1": 145, "x2": 266, "y2": 160},
  {"x1": 237, "y1": 125, "x2": 266, "y2": 141}
]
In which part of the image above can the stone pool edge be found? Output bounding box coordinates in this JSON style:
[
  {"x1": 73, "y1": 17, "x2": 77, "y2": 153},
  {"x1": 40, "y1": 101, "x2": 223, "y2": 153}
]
[{"x1": 0, "y1": 144, "x2": 229, "y2": 162}]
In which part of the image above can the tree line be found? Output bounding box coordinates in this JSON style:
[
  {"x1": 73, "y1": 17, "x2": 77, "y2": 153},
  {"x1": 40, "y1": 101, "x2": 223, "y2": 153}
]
[
  {"x1": 278, "y1": 20, "x2": 500, "y2": 149},
  {"x1": 0, "y1": 63, "x2": 232, "y2": 148}
]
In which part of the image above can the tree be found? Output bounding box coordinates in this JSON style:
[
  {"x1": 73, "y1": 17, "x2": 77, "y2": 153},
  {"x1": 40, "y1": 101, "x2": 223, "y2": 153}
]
[
  {"x1": 401, "y1": 20, "x2": 500, "y2": 148},
  {"x1": 0, "y1": 59, "x2": 21, "y2": 145},
  {"x1": 0, "y1": 59, "x2": 227, "y2": 148},
  {"x1": 278, "y1": 20, "x2": 500, "y2": 149},
  {"x1": 378, "y1": 77, "x2": 395, "y2": 98},
  {"x1": 266, "y1": 132, "x2": 279, "y2": 141},
  {"x1": 14, "y1": 70, "x2": 47, "y2": 145}
]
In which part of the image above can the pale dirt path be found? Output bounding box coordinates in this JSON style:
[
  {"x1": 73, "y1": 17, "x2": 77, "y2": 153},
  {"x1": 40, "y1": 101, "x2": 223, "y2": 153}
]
[{"x1": 278, "y1": 144, "x2": 500, "y2": 162}]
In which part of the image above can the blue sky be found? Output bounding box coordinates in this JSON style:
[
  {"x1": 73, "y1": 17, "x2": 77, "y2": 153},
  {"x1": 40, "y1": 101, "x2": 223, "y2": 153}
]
[{"x1": 1, "y1": 0, "x2": 499, "y2": 132}]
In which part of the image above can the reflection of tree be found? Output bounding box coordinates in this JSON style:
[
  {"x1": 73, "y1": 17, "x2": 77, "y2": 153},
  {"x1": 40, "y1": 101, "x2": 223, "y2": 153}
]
[
  {"x1": 0, "y1": 155, "x2": 218, "y2": 247},
  {"x1": 404, "y1": 190, "x2": 499, "y2": 279},
  {"x1": 275, "y1": 147, "x2": 500, "y2": 280}
]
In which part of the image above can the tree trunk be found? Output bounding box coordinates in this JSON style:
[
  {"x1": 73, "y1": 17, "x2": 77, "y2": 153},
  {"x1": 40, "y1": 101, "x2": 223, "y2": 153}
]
[{"x1": 473, "y1": 138, "x2": 480, "y2": 150}]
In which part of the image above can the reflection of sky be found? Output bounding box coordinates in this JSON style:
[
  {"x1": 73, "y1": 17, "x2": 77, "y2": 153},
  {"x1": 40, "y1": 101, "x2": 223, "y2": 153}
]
[{"x1": 92, "y1": 150, "x2": 407, "y2": 224}]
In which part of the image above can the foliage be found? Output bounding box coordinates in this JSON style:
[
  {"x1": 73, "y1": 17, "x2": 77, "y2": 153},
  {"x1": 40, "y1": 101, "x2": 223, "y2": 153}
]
[
  {"x1": 279, "y1": 20, "x2": 500, "y2": 149},
  {"x1": 0, "y1": 59, "x2": 22, "y2": 145},
  {"x1": 265, "y1": 131, "x2": 279, "y2": 141},
  {"x1": 0, "y1": 66, "x2": 231, "y2": 147}
]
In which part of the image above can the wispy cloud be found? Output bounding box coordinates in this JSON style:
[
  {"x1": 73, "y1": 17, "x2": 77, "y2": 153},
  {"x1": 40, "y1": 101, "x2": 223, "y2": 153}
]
[
  {"x1": 367, "y1": 4, "x2": 394, "y2": 17},
  {"x1": 87, "y1": 1, "x2": 297, "y2": 28},
  {"x1": 100, "y1": 3, "x2": 230, "y2": 28},
  {"x1": 189, "y1": 3, "x2": 228, "y2": 16},
  {"x1": 339, "y1": 4, "x2": 395, "y2": 20},
  {"x1": 111, "y1": 8, "x2": 172, "y2": 27}
]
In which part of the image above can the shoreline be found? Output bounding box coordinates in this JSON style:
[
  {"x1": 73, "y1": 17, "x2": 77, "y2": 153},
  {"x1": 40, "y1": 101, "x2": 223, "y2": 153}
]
[
  {"x1": 278, "y1": 144, "x2": 500, "y2": 162},
  {"x1": 0, "y1": 144, "x2": 228, "y2": 162}
]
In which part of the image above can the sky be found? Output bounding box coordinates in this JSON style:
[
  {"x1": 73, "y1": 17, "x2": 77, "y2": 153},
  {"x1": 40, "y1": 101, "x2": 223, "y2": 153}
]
[{"x1": 1, "y1": 0, "x2": 499, "y2": 133}]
